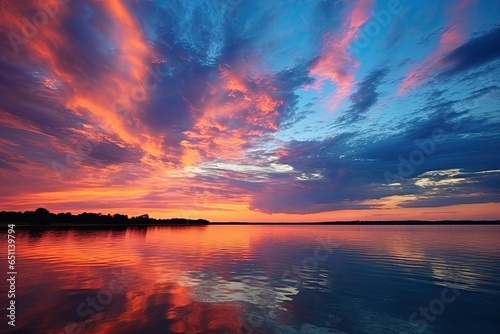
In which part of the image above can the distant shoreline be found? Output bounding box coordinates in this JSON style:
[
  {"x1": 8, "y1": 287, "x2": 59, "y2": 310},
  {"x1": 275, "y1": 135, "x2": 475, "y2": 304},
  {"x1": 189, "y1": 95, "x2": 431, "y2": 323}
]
[
  {"x1": 1, "y1": 209, "x2": 499, "y2": 227},
  {"x1": 210, "y1": 221, "x2": 500, "y2": 225},
  {"x1": 2, "y1": 221, "x2": 499, "y2": 228}
]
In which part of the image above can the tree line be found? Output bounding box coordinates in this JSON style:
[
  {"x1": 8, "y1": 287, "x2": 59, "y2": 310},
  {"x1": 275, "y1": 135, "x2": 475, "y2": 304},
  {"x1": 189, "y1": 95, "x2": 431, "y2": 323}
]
[{"x1": 0, "y1": 208, "x2": 210, "y2": 226}]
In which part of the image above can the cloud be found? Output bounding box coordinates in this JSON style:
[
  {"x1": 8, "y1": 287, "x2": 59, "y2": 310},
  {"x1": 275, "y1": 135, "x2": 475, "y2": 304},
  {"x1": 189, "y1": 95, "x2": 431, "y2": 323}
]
[
  {"x1": 309, "y1": 0, "x2": 375, "y2": 109},
  {"x1": 441, "y1": 27, "x2": 500, "y2": 76},
  {"x1": 401, "y1": 168, "x2": 500, "y2": 208},
  {"x1": 398, "y1": 0, "x2": 476, "y2": 95},
  {"x1": 247, "y1": 88, "x2": 500, "y2": 213},
  {"x1": 398, "y1": 26, "x2": 464, "y2": 94},
  {"x1": 339, "y1": 67, "x2": 388, "y2": 124}
]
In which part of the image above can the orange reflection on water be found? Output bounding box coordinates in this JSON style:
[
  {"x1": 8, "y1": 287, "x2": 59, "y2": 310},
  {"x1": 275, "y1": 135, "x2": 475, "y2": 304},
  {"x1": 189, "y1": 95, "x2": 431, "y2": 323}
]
[{"x1": 6, "y1": 225, "x2": 500, "y2": 333}]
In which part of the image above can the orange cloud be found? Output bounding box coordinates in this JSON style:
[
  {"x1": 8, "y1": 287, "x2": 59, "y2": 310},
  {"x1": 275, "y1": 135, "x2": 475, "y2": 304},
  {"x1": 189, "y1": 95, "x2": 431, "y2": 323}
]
[
  {"x1": 180, "y1": 67, "x2": 282, "y2": 166},
  {"x1": 1, "y1": 0, "x2": 165, "y2": 158}
]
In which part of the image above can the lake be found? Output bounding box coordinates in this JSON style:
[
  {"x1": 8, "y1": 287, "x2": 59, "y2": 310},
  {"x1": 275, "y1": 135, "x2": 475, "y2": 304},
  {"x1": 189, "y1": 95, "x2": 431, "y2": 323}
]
[{"x1": 2, "y1": 225, "x2": 500, "y2": 334}]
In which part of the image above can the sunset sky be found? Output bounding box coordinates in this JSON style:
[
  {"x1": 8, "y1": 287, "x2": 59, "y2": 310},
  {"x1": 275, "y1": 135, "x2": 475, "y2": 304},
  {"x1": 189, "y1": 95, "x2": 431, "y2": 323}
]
[{"x1": 0, "y1": 0, "x2": 499, "y2": 221}]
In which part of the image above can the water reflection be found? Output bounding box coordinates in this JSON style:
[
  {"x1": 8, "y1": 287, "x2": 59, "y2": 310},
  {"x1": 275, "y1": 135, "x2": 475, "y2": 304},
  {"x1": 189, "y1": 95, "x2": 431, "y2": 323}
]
[{"x1": 2, "y1": 225, "x2": 500, "y2": 333}]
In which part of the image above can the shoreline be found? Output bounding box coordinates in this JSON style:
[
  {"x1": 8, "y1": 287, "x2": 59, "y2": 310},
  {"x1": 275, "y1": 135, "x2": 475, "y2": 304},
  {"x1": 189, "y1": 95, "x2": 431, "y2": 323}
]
[{"x1": 1, "y1": 220, "x2": 499, "y2": 228}]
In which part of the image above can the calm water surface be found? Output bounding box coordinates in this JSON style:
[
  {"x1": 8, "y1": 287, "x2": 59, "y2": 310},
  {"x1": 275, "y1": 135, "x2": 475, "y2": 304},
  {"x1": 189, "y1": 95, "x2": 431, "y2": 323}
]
[{"x1": 1, "y1": 225, "x2": 500, "y2": 334}]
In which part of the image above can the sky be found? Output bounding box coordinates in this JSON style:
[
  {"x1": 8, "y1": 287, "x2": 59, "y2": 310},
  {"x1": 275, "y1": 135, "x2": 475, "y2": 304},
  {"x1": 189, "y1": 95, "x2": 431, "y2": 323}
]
[{"x1": 0, "y1": 0, "x2": 499, "y2": 222}]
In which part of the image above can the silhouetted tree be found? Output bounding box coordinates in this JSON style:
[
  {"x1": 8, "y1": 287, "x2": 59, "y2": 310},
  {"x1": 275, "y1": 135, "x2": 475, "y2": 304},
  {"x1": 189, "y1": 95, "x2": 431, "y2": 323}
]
[
  {"x1": 0, "y1": 209, "x2": 210, "y2": 226},
  {"x1": 34, "y1": 208, "x2": 52, "y2": 225}
]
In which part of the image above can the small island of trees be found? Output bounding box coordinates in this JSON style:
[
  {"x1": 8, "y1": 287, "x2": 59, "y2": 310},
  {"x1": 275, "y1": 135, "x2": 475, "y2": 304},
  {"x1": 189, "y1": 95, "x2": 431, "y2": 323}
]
[{"x1": 0, "y1": 208, "x2": 210, "y2": 226}]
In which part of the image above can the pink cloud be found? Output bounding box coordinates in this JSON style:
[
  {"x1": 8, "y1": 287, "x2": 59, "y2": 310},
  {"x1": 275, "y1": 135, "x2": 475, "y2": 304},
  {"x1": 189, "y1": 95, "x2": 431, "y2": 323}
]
[
  {"x1": 398, "y1": 0, "x2": 477, "y2": 95},
  {"x1": 309, "y1": 0, "x2": 375, "y2": 110}
]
